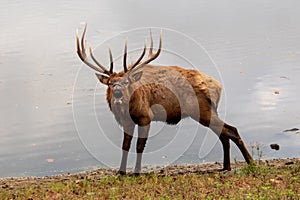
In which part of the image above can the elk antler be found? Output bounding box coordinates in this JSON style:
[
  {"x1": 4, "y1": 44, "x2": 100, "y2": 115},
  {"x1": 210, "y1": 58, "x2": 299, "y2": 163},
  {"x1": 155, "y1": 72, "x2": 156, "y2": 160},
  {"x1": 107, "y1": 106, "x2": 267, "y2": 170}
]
[
  {"x1": 123, "y1": 39, "x2": 147, "y2": 72},
  {"x1": 125, "y1": 30, "x2": 162, "y2": 72},
  {"x1": 76, "y1": 24, "x2": 111, "y2": 75},
  {"x1": 139, "y1": 30, "x2": 162, "y2": 65},
  {"x1": 77, "y1": 24, "x2": 162, "y2": 74},
  {"x1": 108, "y1": 48, "x2": 114, "y2": 74},
  {"x1": 129, "y1": 40, "x2": 147, "y2": 70},
  {"x1": 123, "y1": 39, "x2": 128, "y2": 73}
]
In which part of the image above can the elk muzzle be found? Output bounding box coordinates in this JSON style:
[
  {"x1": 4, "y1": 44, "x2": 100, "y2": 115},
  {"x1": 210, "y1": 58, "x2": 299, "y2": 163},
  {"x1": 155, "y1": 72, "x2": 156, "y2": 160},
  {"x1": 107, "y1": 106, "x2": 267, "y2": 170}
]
[
  {"x1": 113, "y1": 85, "x2": 123, "y2": 104},
  {"x1": 113, "y1": 89, "x2": 123, "y2": 99}
]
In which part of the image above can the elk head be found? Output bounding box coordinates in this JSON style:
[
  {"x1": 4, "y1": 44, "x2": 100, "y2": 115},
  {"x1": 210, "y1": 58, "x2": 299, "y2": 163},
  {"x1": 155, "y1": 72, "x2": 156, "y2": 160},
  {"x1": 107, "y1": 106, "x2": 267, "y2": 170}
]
[{"x1": 76, "y1": 24, "x2": 162, "y2": 107}]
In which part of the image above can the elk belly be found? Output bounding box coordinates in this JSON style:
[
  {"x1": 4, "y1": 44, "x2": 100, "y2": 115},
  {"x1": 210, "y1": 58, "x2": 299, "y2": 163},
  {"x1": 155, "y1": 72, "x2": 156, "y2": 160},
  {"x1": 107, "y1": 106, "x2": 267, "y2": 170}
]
[{"x1": 150, "y1": 103, "x2": 182, "y2": 125}]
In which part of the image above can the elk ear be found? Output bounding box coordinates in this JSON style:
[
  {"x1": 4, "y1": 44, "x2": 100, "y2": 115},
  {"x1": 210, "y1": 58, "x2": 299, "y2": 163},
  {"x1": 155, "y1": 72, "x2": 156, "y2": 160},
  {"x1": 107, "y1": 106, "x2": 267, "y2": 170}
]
[
  {"x1": 95, "y1": 73, "x2": 110, "y2": 85},
  {"x1": 130, "y1": 71, "x2": 143, "y2": 83}
]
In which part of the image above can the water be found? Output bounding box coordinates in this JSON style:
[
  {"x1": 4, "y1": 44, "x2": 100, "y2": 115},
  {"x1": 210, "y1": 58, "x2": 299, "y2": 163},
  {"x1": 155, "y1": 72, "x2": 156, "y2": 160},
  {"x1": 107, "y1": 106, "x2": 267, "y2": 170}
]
[{"x1": 1, "y1": 0, "x2": 299, "y2": 178}]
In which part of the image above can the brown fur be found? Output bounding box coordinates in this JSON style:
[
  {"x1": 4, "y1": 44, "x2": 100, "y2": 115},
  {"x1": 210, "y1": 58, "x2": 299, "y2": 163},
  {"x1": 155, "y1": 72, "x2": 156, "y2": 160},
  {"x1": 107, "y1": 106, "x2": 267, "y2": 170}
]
[{"x1": 105, "y1": 65, "x2": 221, "y2": 126}]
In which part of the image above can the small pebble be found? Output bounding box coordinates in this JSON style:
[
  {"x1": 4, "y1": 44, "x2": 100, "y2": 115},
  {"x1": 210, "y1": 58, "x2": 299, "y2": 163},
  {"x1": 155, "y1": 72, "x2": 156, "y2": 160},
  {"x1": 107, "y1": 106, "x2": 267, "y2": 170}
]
[
  {"x1": 270, "y1": 144, "x2": 280, "y2": 150},
  {"x1": 285, "y1": 161, "x2": 294, "y2": 165}
]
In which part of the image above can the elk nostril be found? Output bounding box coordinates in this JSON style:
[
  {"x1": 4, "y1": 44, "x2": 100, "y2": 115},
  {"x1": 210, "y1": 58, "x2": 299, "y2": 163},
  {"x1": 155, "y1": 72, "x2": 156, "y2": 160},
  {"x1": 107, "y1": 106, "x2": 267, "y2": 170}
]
[{"x1": 113, "y1": 90, "x2": 123, "y2": 99}]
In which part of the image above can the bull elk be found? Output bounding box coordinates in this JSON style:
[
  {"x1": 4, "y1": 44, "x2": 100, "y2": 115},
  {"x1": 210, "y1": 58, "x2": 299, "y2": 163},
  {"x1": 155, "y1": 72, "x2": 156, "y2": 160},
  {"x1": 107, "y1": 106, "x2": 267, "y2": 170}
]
[{"x1": 76, "y1": 24, "x2": 253, "y2": 175}]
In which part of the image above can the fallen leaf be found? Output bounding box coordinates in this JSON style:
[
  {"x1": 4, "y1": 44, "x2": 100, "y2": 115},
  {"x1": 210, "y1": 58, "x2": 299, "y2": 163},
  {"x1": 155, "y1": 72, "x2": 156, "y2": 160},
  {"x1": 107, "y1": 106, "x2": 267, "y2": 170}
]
[{"x1": 270, "y1": 178, "x2": 283, "y2": 185}]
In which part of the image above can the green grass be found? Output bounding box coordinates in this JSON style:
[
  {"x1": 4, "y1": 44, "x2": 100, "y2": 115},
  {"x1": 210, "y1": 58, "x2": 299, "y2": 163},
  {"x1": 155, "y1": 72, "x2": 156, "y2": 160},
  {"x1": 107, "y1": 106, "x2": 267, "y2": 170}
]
[{"x1": 0, "y1": 159, "x2": 299, "y2": 200}]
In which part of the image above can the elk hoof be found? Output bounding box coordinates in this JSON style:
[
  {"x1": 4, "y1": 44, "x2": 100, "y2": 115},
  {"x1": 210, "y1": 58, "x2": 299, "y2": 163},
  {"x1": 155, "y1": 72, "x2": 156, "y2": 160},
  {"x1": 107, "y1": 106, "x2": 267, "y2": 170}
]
[
  {"x1": 117, "y1": 170, "x2": 126, "y2": 175},
  {"x1": 133, "y1": 172, "x2": 140, "y2": 176},
  {"x1": 222, "y1": 167, "x2": 231, "y2": 171}
]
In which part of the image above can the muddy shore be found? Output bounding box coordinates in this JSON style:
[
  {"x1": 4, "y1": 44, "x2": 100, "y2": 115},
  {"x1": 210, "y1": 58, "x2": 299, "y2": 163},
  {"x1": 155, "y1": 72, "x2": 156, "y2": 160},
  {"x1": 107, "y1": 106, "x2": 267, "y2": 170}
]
[{"x1": 1, "y1": 158, "x2": 299, "y2": 188}]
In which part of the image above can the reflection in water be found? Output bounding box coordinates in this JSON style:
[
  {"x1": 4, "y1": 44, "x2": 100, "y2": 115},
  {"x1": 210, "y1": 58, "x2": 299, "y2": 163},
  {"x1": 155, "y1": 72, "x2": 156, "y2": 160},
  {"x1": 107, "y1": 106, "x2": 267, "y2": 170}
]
[
  {"x1": 255, "y1": 75, "x2": 285, "y2": 111},
  {"x1": 0, "y1": 0, "x2": 300, "y2": 177}
]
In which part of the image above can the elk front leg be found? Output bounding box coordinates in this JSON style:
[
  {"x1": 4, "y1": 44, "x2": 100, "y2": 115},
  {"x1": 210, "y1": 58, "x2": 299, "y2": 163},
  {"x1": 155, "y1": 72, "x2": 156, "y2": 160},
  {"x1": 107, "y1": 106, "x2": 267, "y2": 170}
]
[
  {"x1": 134, "y1": 125, "x2": 150, "y2": 175},
  {"x1": 118, "y1": 124, "x2": 135, "y2": 175}
]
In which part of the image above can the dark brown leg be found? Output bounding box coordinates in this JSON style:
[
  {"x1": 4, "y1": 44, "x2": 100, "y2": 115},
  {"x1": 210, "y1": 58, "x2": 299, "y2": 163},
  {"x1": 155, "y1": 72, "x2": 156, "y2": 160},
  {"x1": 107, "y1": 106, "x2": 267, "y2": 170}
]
[
  {"x1": 118, "y1": 124, "x2": 135, "y2": 175},
  {"x1": 134, "y1": 125, "x2": 150, "y2": 175},
  {"x1": 198, "y1": 112, "x2": 253, "y2": 170},
  {"x1": 220, "y1": 134, "x2": 231, "y2": 170},
  {"x1": 223, "y1": 124, "x2": 253, "y2": 165}
]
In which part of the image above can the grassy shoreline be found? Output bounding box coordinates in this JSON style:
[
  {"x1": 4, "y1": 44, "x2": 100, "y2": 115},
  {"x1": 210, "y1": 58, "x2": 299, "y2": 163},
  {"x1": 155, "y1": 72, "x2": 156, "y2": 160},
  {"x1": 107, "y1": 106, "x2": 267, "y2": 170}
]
[{"x1": 1, "y1": 158, "x2": 299, "y2": 199}]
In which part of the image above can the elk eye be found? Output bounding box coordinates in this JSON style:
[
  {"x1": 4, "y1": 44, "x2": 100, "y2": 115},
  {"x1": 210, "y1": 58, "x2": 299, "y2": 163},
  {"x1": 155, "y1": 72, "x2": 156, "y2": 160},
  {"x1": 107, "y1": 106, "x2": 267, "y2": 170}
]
[{"x1": 121, "y1": 80, "x2": 129, "y2": 85}]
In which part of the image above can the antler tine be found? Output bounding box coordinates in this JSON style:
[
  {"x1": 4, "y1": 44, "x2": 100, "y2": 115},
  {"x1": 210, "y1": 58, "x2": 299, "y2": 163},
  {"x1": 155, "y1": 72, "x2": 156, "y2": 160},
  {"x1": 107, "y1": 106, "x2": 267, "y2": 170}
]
[
  {"x1": 123, "y1": 38, "x2": 128, "y2": 73},
  {"x1": 149, "y1": 29, "x2": 153, "y2": 56},
  {"x1": 76, "y1": 23, "x2": 110, "y2": 75},
  {"x1": 129, "y1": 39, "x2": 147, "y2": 70},
  {"x1": 139, "y1": 30, "x2": 162, "y2": 65},
  {"x1": 109, "y1": 48, "x2": 114, "y2": 74},
  {"x1": 89, "y1": 46, "x2": 110, "y2": 74},
  {"x1": 80, "y1": 24, "x2": 87, "y2": 59}
]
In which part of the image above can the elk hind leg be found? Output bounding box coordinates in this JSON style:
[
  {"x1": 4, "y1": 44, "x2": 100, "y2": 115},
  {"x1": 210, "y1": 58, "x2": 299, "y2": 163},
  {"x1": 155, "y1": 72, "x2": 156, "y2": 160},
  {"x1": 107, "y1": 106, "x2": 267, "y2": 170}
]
[
  {"x1": 207, "y1": 116, "x2": 253, "y2": 170},
  {"x1": 222, "y1": 123, "x2": 253, "y2": 165},
  {"x1": 219, "y1": 134, "x2": 231, "y2": 170}
]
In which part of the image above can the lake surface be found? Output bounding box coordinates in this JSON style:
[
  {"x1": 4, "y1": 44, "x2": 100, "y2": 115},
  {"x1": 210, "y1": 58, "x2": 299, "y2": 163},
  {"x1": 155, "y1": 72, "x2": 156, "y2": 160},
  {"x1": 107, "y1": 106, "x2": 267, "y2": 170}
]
[{"x1": 0, "y1": 0, "x2": 299, "y2": 178}]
